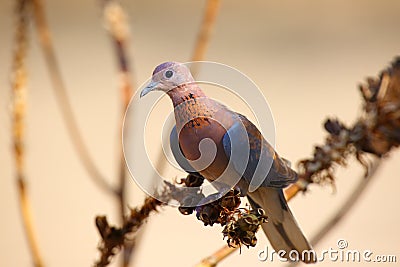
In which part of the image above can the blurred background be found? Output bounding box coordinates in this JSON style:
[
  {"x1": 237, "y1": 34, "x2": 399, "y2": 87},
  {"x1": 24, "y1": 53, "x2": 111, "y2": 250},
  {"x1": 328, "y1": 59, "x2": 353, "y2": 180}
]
[{"x1": 1, "y1": 0, "x2": 399, "y2": 266}]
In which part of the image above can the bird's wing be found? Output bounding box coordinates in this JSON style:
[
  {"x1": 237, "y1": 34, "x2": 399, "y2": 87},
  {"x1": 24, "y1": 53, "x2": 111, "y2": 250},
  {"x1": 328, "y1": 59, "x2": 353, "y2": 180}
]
[
  {"x1": 222, "y1": 115, "x2": 297, "y2": 189},
  {"x1": 170, "y1": 125, "x2": 197, "y2": 173}
]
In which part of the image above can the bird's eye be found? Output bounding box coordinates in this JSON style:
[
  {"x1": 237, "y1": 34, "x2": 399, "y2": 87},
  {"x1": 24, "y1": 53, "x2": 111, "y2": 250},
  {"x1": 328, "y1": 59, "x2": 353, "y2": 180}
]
[{"x1": 165, "y1": 70, "x2": 174, "y2": 79}]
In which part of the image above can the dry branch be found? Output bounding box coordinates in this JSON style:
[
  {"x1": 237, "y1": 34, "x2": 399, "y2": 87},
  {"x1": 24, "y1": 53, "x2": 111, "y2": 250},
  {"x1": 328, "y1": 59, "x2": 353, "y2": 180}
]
[
  {"x1": 191, "y1": 0, "x2": 221, "y2": 62},
  {"x1": 95, "y1": 196, "x2": 166, "y2": 267},
  {"x1": 100, "y1": 0, "x2": 137, "y2": 265},
  {"x1": 11, "y1": 0, "x2": 45, "y2": 266}
]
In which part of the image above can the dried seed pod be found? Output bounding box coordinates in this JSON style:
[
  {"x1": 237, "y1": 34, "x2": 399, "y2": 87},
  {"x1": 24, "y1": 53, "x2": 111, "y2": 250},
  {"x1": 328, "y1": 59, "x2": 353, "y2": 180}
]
[
  {"x1": 181, "y1": 172, "x2": 205, "y2": 187},
  {"x1": 196, "y1": 204, "x2": 221, "y2": 226},
  {"x1": 222, "y1": 208, "x2": 267, "y2": 248},
  {"x1": 324, "y1": 119, "x2": 346, "y2": 136},
  {"x1": 219, "y1": 190, "x2": 241, "y2": 211}
]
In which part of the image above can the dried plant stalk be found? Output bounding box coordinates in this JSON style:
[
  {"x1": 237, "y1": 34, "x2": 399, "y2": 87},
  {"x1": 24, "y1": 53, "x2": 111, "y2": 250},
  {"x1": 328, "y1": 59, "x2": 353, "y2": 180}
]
[
  {"x1": 11, "y1": 0, "x2": 45, "y2": 266},
  {"x1": 101, "y1": 0, "x2": 137, "y2": 266},
  {"x1": 191, "y1": 0, "x2": 221, "y2": 62},
  {"x1": 95, "y1": 196, "x2": 165, "y2": 267},
  {"x1": 197, "y1": 246, "x2": 237, "y2": 267}
]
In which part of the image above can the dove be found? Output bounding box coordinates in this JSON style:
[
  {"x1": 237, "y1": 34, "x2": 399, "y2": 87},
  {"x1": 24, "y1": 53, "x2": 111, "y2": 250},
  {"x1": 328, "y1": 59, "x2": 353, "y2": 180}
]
[{"x1": 140, "y1": 62, "x2": 315, "y2": 263}]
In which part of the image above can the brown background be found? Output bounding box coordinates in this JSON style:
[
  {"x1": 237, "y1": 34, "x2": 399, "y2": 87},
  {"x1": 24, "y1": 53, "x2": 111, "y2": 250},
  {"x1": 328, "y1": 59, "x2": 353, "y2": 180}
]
[{"x1": 1, "y1": 0, "x2": 399, "y2": 266}]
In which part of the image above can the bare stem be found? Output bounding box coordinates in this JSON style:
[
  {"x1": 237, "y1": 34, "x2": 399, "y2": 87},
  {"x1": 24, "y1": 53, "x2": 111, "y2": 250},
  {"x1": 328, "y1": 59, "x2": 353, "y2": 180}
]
[
  {"x1": 101, "y1": 1, "x2": 136, "y2": 266},
  {"x1": 11, "y1": 0, "x2": 45, "y2": 266},
  {"x1": 17, "y1": 179, "x2": 45, "y2": 267},
  {"x1": 95, "y1": 197, "x2": 165, "y2": 267},
  {"x1": 31, "y1": 0, "x2": 117, "y2": 195},
  {"x1": 191, "y1": 0, "x2": 221, "y2": 62},
  {"x1": 196, "y1": 246, "x2": 237, "y2": 267},
  {"x1": 284, "y1": 179, "x2": 309, "y2": 201}
]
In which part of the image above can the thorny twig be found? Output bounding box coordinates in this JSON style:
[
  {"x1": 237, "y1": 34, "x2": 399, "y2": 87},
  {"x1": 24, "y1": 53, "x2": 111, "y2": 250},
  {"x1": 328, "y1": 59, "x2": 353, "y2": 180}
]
[
  {"x1": 195, "y1": 58, "x2": 400, "y2": 266},
  {"x1": 11, "y1": 0, "x2": 45, "y2": 266},
  {"x1": 100, "y1": 0, "x2": 137, "y2": 266},
  {"x1": 31, "y1": 0, "x2": 117, "y2": 195}
]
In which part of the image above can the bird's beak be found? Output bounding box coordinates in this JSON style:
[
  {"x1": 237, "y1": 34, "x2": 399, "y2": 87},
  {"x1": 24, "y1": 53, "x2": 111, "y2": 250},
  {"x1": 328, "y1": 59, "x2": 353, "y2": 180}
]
[{"x1": 140, "y1": 80, "x2": 160, "y2": 98}]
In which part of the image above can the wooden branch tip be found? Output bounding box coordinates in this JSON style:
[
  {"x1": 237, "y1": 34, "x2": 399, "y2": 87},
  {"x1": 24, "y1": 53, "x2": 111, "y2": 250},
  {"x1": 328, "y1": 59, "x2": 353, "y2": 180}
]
[{"x1": 196, "y1": 246, "x2": 237, "y2": 267}]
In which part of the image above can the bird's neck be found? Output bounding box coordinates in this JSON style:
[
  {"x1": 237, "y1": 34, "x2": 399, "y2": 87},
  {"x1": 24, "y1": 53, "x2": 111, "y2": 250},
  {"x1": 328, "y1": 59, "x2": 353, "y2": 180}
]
[{"x1": 167, "y1": 83, "x2": 206, "y2": 107}]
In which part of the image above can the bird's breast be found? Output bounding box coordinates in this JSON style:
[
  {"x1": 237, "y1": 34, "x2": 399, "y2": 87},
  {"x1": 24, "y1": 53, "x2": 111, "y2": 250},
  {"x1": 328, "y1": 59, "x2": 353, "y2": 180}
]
[{"x1": 177, "y1": 113, "x2": 235, "y2": 180}]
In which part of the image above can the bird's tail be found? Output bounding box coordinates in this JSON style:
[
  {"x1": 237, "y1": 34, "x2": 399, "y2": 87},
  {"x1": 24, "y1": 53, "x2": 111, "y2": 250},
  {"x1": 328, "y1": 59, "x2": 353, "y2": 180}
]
[{"x1": 248, "y1": 187, "x2": 316, "y2": 264}]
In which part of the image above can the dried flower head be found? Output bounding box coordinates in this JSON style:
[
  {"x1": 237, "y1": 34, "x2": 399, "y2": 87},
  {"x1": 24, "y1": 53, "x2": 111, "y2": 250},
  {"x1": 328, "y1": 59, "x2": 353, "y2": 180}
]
[
  {"x1": 222, "y1": 208, "x2": 267, "y2": 248},
  {"x1": 171, "y1": 173, "x2": 266, "y2": 248},
  {"x1": 298, "y1": 58, "x2": 400, "y2": 186}
]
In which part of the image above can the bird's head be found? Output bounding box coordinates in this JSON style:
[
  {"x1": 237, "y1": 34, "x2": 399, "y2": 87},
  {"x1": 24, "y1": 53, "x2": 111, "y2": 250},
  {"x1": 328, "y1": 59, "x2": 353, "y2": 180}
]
[{"x1": 140, "y1": 62, "x2": 195, "y2": 98}]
